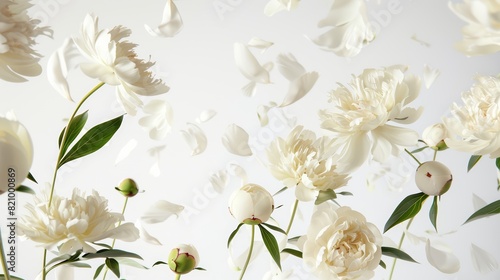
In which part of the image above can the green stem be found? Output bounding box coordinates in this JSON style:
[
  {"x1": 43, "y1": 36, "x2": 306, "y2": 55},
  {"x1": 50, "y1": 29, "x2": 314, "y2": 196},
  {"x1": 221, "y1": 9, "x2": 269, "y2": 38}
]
[
  {"x1": 405, "y1": 149, "x2": 422, "y2": 166},
  {"x1": 388, "y1": 217, "x2": 415, "y2": 280},
  {"x1": 102, "y1": 196, "x2": 129, "y2": 280},
  {"x1": 174, "y1": 273, "x2": 181, "y2": 280},
  {"x1": 433, "y1": 150, "x2": 437, "y2": 161},
  {"x1": 238, "y1": 225, "x2": 255, "y2": 280},
  {"x1": 42, "y1": 82, "x2": 105, "y2": 280},
  {"x1": 0, "y1": 230, "x2": 11, "y2": 280},
  {"x1": 285, "y1": 199, "x2": 299, "y2": 235}
]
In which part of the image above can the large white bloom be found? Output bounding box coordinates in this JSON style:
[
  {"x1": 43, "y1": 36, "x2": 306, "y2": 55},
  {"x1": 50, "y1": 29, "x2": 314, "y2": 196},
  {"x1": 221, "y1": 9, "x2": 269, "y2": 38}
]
[
  {"x1": 443, "y1": 75, "x2": 500, "y2": 157},
  {"x1": 449, "y1": 0, "x2": 500, "y2": 56},
  {"x1": 0, "y1": 0, "x2": 51, "y2": 82},
  {"x1": 319, "y1": 65, "x2": 422, "y2": 172},
  {"x1": 302, "y1": 203, "x2": 383, "y2": 280},
  {"x1": 48, "y1": 14, "x2": 169, "y2": 115},
  {"x1": 311, "y1": 0, "x2": 374, "y2": 57},
  {"x1": 19, "y1": 188, "x2": 140, "y2": 255},
  {"x1": 266, "y1": 126, "x2": 350, "y2": 202}
]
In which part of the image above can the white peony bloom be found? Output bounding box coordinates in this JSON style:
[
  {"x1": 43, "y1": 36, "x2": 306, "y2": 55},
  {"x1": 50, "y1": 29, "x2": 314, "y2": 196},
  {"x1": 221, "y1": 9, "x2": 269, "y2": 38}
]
[
  {"x1": 267, "y1": 126, "x2": 350, "y2": 202},
  {"x1": 443, "y1": 75, "x2": 500, "y2": 157},
  {"x1": 18, "y1": 188, "x2": 140, "y2": 255},
  {"x1": 0, "y1": 115, "x2": 33, "y2": 193},
  {"x1": 48, "y1": 14, "x2": 169, "y2": 115},
  {"x1": 449, "y1": 0, "x2": 500, "y2": 56},
  {"x1": 228, "y1": 183, "x2": 274, "y2": 225},
  {"x1": 302, "y1": 203, "x2": 383, "y2": 280},
  {"x1": 311, "y1": 0, "x2": 374, "y2": 57},
  {"x1": 0, "y1": 0, "x2": 51, "y2": 82},
  {"x1": 319, "y1": 65, "x2": 422, "y2": 172}
]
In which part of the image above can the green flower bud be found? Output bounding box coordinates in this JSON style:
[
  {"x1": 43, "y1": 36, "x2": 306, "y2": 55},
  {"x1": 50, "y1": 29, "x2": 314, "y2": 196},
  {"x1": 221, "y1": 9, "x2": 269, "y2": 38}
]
[
  {"x1": 168, "y1": 244, "x2": 199, "y2": 275},
  {"x1": 115, "y1": 178, "x2": 139, "y2": 197}
]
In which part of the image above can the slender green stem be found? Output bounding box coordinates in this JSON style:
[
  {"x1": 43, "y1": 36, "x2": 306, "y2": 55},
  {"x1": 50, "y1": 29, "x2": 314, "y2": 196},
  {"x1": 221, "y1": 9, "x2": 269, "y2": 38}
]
[
  {"x1": 405, "y1": 149, "x2": 422, "y2": 166},
  {"x1": 238, "y1": 225, "x2": 255, "y2": 280},
  {"x1": 102, "y1": 196, "x2": 129, "y2": 280},
  {"x1": 0, "y1": 230, "x2": 11, "y2": 280},
  {"x1": 388, "y1": 217, "x2": 415, "y2": 280},
  {"x1": 42, "y1": 82, "x2": 105, "y2": 280},
  {"x1": 285, "y1": 199, "x2": 299, "y2": 235},
  {"x1": 433, "y1": 150, "x2": 437, "y2": 161},
  {"x1": 174, "y1": 273, "x2": 181, "y2": 280}
]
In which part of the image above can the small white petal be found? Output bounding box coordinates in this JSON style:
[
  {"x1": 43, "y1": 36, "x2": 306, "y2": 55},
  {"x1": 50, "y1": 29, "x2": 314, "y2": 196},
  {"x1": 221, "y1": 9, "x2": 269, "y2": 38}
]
[
  {"x1": 222, "y1": 124, "x2": 253, "y2": 156},
  {"x1": 227, "y1": 163, "x2": 248, "y2": 185},
  {"x1": 196, "y1": 109, "x2": 217, "y2": 123},
  {"x1": 47, "y1": 38, "x2": 80, "y2": 102},
  {"x1": 472, "y1": 193, "x2": 488, "y2": 212},
  {"x1": 247, "y1": 37, "x2": 274, "y2": 53},
  {"x1": 115, "y1": 139, "x2": 138, "y2": 165},
  {"x1": 471, "y1": 243, "x2": 499, "y2": 274},
  {"x1": 228, "y1": 240, "x2": 264, "y2": 270},
  {"x1": 140, "y1": 200, "x2": 184, "y2": 224},
  {"x1": 257, "y1": 102, "x2": 278, "y2": 126},
  {"x1": 137, "y1": 220, "x2": 162, "y2": 245},
  {"x1": 425, "y1": 239, "x2": 460, "y2": 274},
  {"x1": 279, "y1": 71, "x2": 319, "y2": 107},
  {"x1": 234, "y1": 42, "x2": 271, "y2": 84},
  {"x1": 209, "y1": 169, "x2": 229, "y2": 193},
  {"x1": 180, "y1": 123, "x2": 208, "y2": 155},
  {"x1": 423, "y1": 64, "x2": 440, "y2": 89},
  {"x1": 149, "y1": 160, "x2": 161, "y2": 177},
  {"x1": 276, "y1": 53, "x2": 306, "y2": 81},
  {"x1": 404, "y1": 230, "x2": 426, "y2": 245},
  {"x1": 93, "y1": 222, "x2": 140, "y2": 242},
  {"x1": 144, "y1": 0, "x2": 183, "y2": 37}
]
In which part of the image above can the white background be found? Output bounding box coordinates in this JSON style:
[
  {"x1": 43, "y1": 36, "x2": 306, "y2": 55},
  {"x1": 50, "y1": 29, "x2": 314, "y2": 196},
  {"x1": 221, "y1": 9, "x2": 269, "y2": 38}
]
[{"x1": 2, "y1": 0, "x2": 500, "y2": 279}]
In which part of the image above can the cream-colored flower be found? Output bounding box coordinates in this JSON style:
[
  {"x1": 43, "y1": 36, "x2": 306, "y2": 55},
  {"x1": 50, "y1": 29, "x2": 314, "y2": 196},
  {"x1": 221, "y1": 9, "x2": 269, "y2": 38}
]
[
  {"x1": 449, "y1": 0, "x2": 500, "y2": 56},
  {"x1": 443, "y1": 75, "x2": 500, "y2": 157},
  {"x1": 311, "y1": 0, "x2": 374, "y2": 57},
  {"x1": 266, "y1": 125, "x2": 350, "y2": 202},
  {"x1": 0, "y1": 0, "x2": 51, "y2": 82},
  {"x1": 302, "y1": 203, "x2": 383, "y2": 280},
  {"x1": 19, "y1": 188, "x2": 139, "y2": 255},
  {"x1": 319, "y1": 65, "x2": 422, "y2": 171},
  {"x1": 228, "y1": 183, "x2": 274, "y2": 225},
  {"x1": 48, "y1": 14, "x2": 169, "y2": 115}
]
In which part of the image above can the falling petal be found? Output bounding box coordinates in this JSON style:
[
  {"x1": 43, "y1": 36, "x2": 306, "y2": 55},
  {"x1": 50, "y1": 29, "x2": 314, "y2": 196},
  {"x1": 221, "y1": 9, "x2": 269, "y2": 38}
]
[
  {"x1": 149, "y1": 160, "x2": 161, "y2": 177},
  {"x1": 276, "y1": 53, "x2": 306, "y2": 81},
  {"x1": 241, "y1": 81, "x2": 257, "y2": 97},
  {"x1": 180, "y1": 123, "x2": 208, "y2": 155},
  {"x1": 247, "y1": 37, "x2": 274, "y2": 53},
  {"x1": 425, "y1": 239, "x2": 460, "y2": 274},
  {"x1": 264, "y1": 0, "x2": 299, "y2": 16},
  {"x1": 136, "y1": 220, "x2": 162, "y2": 245},
  {"x1": 411, "y1": 34, "x2": 431, "y2": 47},
  {"x1": 144, "y1": 0, "x2": 183, "y2": 37},
  {"x1": 115, "y1": 139, "x2": 138, "y2": 165},
  {"x1": 227, "y1": 163, "x2": 248, "y2": 185},
  {"x1": 228, "y1": 240, "x2": 264, "y2": 270},
  {"x1": 209, "y1": 169, "x2": 229, "y2": 193},
  {"x1": 423, "y1": 64, "x2": 440, "y2": 89},
  {"x1": 257, "y1": 102, "x2": 278, "y2": 126},
  {"x1": 472, "y1": 193, "x2": 488, "y2": 211},
  {"x1": 139, "y1": 99, "x2": 174, "y2": 141},
  {"x1": 222, "y1": 124, "x2": 253, "y2": 156},
  {"x1": 405, "y1": 230, "x2": 426, "y2": 245},
  {"x1": 471, "y1": 243, "x2": 498, "y2": 274},
  {"x1": 196, "y1": 109, "x2": 217, "y2": 123},
  {"x1": 47, "y1": 38, "x2": 81, "y2": 102},
  {"x1": 148, "y1": 145, "x2": 166, "y2": 157},
  {"x1": 234, "y1": 42, "x2": 271, "y2": 84},
  {"x1": 140, "y1": 200, "x2": 184, "y2": 224},
  {"x1": 279, "y1": 71, "x2": 319, "y2": 107}
]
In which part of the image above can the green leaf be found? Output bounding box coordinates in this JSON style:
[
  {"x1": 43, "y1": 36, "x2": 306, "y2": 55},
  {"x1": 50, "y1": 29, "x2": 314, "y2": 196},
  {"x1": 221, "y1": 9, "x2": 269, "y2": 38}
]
[
  {"x1": 464, "y1": 200, "x2": 500, "y2": 224},
  {"x1": 93, "y1": 264, "x2": 105, "y2": 280},
  {"x1": 273, "y1": 186, "x2": 288, "y2": 196},
  {"x1": 429, "y1": 196, "x2": 438, "y2": 231},
  {"x1": 15, "y1": 185, "x2": 35, "y2": 194},
  {"x1": 315, "y1": 189, "x2": 337, "y2": 205},
  {"x1": 227, "y1": 223, "x2": 244, "y2": 248},
  {"x1": 496, "y1": 158, "x2": 500, "y2": 170},
  {"x1": 65, "y1": 262, "x2": 91, "y2": 269},
  {"x1": 0, "y1": 275, "x2": 24, "y2": 280},
  {"x1": 105, "y1": 258, "x2": 120, "y2": 278},
  {"x1": 381, "y1": 247, "x2": 419, "y2": 263},
  {"x1": 411, "y1": 146, "x2": 428, "y2": 154},
  {"x1": 83, "y1": 249, "x2": 143, "y2": 260},
  {"x1": 336, "y1": 191, "x2": 353, "y2": 196},
  {"x1": 58, "y1": 111, "x2": 89, "y2": 155},
  {"x1": 379, "y1": 260, "x2": 386, "y2": 269},
  {"x1": 384, "y1": 192, "x2": 429, "y2": 233},
  {"x1": 27, "y1": 172, "x2": 37, "y2": 184},
  {"x1": 281, "y1": 248, "x2": 302, "y2": 259},
  {"x1": 287, "y1": 236, "x2": 301, "y2": 242},
  {"x1": 153, "y1": 261, "x2": 168, "y2": 267},
  {"x1": 258, "y1": 224, "x2": 281, "y2": 270},
  {"x1": 261, "y1": 223, "x2": 286, "y2": 235},
  {"x1": 45, "y1": 254, "x2": 73, "y2": 267},
  {"x1": 116, "y1": 258, "x2": 148, "y2": 270},
  {"x1": 467, "y1": 155, "x2": 482, "y2": 172},
  {"x1": 92, "y1": 242, "x2": 112, "y2": 249},
  {"x1": 58, "y1": 115, "x2": 123, "y2": 168},
  {"x1": 194, "y1": 267, "x2": 207, "y2": 271}
]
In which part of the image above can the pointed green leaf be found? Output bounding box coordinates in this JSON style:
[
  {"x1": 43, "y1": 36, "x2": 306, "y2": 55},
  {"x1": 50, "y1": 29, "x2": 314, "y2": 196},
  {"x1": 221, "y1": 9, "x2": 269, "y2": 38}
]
[
  {"x1": 59, "y1": 111, "x2": 89, "y2": 156},
  {"x1": 27, "y1": 172, "x2": 37, "y2": 184},
  {"x1": 273, "y1": 186, "x2": 288, "y2": 196},
  {"x1": 92, "y1": 242, "x2": 112, "y2": 249},
  {"x1": 65, "y1": 262, "x2": 91, "y2": 269},
  {"x1": 258, "y1": 224, "x2": 281, "y2": 270},
  {"x1": 467, "y1": 155, "x2": 482, "y2": 172},
  {"x1": 93, "y1": 264, "x2": 105, "y2": 280},
  {"x1": 379, "y1": 260, "x2": 386, "y2": 269},
  {"x1": 411, "y1": 146, "x2": 428, "y2": 154},
  {"x1": 336, "y1": 191, "x2": 353, "y2": 196},
  {"x1": 82, "y1": 249, "x2": 142, "y2": 260},
  {"x1": 281, "y1": 248, "x2": 302, "y2": 259},
  {"x1": 105, "y1": 258, "x2": 120, "y2": 278},
  {"x1": 496, "y1": 158, "x2": 500, "y2": 170},
  {"x1": 58, "y1": 115, "x2": 123, "y2": 168},
  {"x1": 116, "y1": 258, "x2": 148, "y2": 270},
  {"x1": 15, "y1": 185, "x2": 35, "y2": 194},
  {"x1": 262, "y1": 223, "x2": 286, "y2": 235},
  {"x1": 227, "y1": 223, "x2": 244, "y2": 248},
  {"x1": 384, "y1": 192, "x2": 429, "y2": 233},
  {"x1": 315, "y1": 189, "x2": 337, "y2": 205},
  {"x1": 464, "y1": 200, "x2": 500, "y2": 224},
  {"x1": 429, "y1": 196, "x2": 438, "y2": 231},
  {"x1": 153, "y1": 261, "x2": 168, "y2": 267},
  {"x1": 194, "y1": 267, "x2": 207, "y2": 271},
  {"x1": 45, "y1": 254, "x2": 72, "y2": 267},
  {"x1": 287, "y1": 236, "x2": 301, "y2": 242},
  {"x1": 381, "y1": 247, "x2": 418, "y2": 263}
]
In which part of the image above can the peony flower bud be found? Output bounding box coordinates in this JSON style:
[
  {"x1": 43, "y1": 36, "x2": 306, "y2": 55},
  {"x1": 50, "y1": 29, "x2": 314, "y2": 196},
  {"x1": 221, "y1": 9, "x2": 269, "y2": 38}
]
[
  {"x1": 168, "y1": 244, "x2": 199, "y2": 275},
  {"x1": 0, "y1": 116, "x2": 33, "y2": 194},
  {"x1": 228, "y1": 183, "x2": 274, "y2": 225},
  {"x1": 422, "y1": 123, "x2": 448, "y2": 151},
  {"x1": 115, "y1": 178, "x2": 139, "y2": 197},
  {"x1": 415, "y1": 161, "x2": 453, "y2": 196}
]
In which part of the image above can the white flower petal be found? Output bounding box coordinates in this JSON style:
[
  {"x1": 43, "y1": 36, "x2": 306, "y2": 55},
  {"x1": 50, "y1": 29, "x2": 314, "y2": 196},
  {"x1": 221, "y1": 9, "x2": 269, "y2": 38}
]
[
  {"x1": 227, "y1": 163, "x2": 248, "y2": 185},
  {"x1": 472, "y1": 193, "x2": 488, "y2": 212},
  {"x1": 149, "y1": 160, "x2": 161, "y2": 177},
  {"x1": 336, "y1": 133, "x2": 371, "y2": 172},
  {"x1": 234, "y1": 42, "x2": 271, "y2": 84},
  {"x1": 279, "y1": 71, "x2": 319, "y2": 107},
  {"x1": 471, "y1": 243, "x2": 499, "y2": 274},
  {"x1": 196, "y1": 109, "x2": 217, "y2": 123},
  {"x1": 140, "y1": 200, "x2": 184, "y2": 224},
  {"x1": 144, "y1": 0, "x2": 183, "y2": 37},
  {"x1": 180, "y1": 123, "x2": 208, "y2": 155},
  {"x1": 47, "y1": 38, "x2": 80, "y2": 102},
  {"x1": 136, "y1": 220, "x2": 162, "y2": 245},
  {"x1": 295, "y1": 183, "x2": 317, "y2": 202},
  {"x1": 257, "y1": 102, "x2": 278, "y2": 126},
  {"x1": 209, "y1": 169, "x2": 229, "y2": 193},
  {"x1": 425, "y1": 239, "x2": 460, "y2": 274},
  {"x1": 247, "y1": 37, "x2": 274, "y2": 53},
  {"x1": 93, "y1": 222, "x2": 140, "y2": 243},
  {"x1": 222, "y1": 124, "x2": 253, "y2": 156},
  {"x1": 115, "y1": 139, "x2": 138, "y2": 165},
  {"x1": 276, "y1": 53, "x2": 306, "y2": 81},
  {"x1": 228, "y1": 240, "x2": 264, "y2": 270},
  {"x1": 423, "y1": 64, "x2": 440, "y2": 89}
]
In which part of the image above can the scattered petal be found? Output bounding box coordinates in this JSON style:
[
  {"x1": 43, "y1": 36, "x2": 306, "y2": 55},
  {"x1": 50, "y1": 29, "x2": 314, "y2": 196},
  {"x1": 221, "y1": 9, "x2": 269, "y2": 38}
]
[
  {"x1": 196, "y1": 109, "x2": 217, "y2": 123},
  {"x1": 471, "y1": 243, "x2": 498, "y2": 274},
  {"x1": 137, "y1": 220, "x2": 162, "y2": 245},
  {"x1": 264, "y1": 0, "x2": 300, "y2": 16},
  {"x1": 228, "y1": 240, "x2": 264, "y2": 270},
  {"x1": 257, "y1": 102, "x2": 278, "y2": 126},
  {"x1": 234, "y1": 42, "x2": 271, "y2": 96},
  {"x1": 227, "y1": 163, "x2": 248, "y2": 185},
  {"x1": 209, "y1": 169, "x2": 229, "y2": 193},
  {"x1": 144, "y1": 0, "x2": 183, "y2": 37},
  {"x1": 423, "y1": 64, "x2": 440, "y2": 89},
  {"x1": 139, "y1": 99, "x2": 174, "y2": 140},
  {"x1": 140, "y1": 200, "x2": 184, "y2": 224},
  {"x1": 115, "y1": 139, "x2": 138, "y2": 165},
  {"x1": 47, "y1": 38, "x2": 81, "y2": 102},
  {"x1": 276, "y1": 53, "x2": 305, "y2": 81},
  {"x1": 247, "y1": 37, "x2": 274, "y2": 53},
  {"x1": 149, "y1": 160, "x2": 161, "y2": 177},
  {"x1": 279, "y1": 71, "x2": 319, "y2": 107},
  {"x1": 472, "y1": 193, "x2": 488, "y2": 212},
  {"x1": 222, "y1": 124, "x2": 252, "y2": 156},
  {"x1": 180, "y1": 123, "x2": 208, "y2": 155},
  {"x1": 404, "y1": 230, "x2": 426, "y2": 245},
  {"x1": 425, "y1": 239, "x2": 460, "y2": 274}
]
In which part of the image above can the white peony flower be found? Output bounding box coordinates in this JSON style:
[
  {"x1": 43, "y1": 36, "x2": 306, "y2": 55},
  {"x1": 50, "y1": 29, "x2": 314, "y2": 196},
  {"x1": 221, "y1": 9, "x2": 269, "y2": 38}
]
[
  {"x1": 449, "y1": 0, "x2": 500, "y2": 56},
  {"x1": 443, "y1": 75, "x2": 500, "y2": 157},
  {"x1": 311, "y1": 0, "x2": 374, "y2": 57},
  {"x1": 48, "y1": 14, "x2": 169, "y2": 115},
  {"x1": 302, "y1": 203, "x2": 383, "y2": 280},
  {"x1": 228, "y1": 183, "x2": 274, "y2": 225},
  {"x1": 267, "y1": 126, "x2": 350, "y2": 202},
  {"x1": 0, "y1": 115, "x2": 33, "y2": 193},
  {"x1": 18, "y1": 188, "x2": 140, "y2": 255},
  {"x1": 0, "y1": 0, "x2": 51, "y2": 82},
  {"x1": 319, "y1": 65, "x2": 422, "y2": 172}
]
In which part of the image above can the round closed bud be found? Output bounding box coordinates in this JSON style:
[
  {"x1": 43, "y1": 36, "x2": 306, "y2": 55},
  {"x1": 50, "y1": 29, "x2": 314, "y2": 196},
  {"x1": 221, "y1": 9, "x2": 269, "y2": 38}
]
[
  {"x1": 422, "y1": 123, "x2": 448, "y2": 151},
  {"x1": 228, "y1": 183, "x2": 274, "y2": 225},
  {"x1": 168, "y1": 244, "x2": 199, "y2": 275},
  {"x1": 415, "y1": 161, "x2": 453, "y2": 196},
  {"x1": 115, "y1": 178, "x2": 139, "y2": 197}
]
